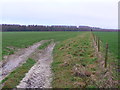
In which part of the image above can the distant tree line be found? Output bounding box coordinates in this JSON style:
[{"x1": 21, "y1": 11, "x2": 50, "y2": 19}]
[{"x1": 0, "y1": 24, "x2": 118, "y2": 32}]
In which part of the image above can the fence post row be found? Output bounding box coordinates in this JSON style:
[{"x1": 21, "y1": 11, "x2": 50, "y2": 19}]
[
  {"x1": 105, "y1": 43, "x2": 108, "y2": 68},
  {"x1": 91, "y1": 32, "x2": 109, "y2": 68}
]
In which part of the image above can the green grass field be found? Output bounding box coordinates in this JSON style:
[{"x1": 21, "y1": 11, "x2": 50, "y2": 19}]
[
  {"x1": 93, "y1": 32, "x2": 119, "y2": 59},
  {"x1": 2, "y1": 31, "x2": 118, "y2": 60},
  {"x1": 1, "y1": 31, "x2": 119, "y2": 88},
  {"x1": 2, "y1": 32, "x2": 83, "y2": 59}
]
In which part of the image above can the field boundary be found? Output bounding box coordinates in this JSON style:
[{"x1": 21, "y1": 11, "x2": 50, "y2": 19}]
[{"x1": 91, "y1": 32, "x2": 118, "y2": 88}]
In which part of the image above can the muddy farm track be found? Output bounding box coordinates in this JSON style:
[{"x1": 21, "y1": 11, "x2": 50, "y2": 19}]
[
  {"x1": 17, "y1": 43, "x2": 55, "y2": 88},
  {"x1": 0, "y1": 40, "x2": 56, "y2": 88},
  {"x1": 0, "y1": 40, "x2": 47, "y2": 81}
]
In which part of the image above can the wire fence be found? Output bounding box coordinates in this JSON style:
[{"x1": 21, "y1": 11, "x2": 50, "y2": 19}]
[{"x1": 91, "y1": 31, "x2": 109, "y2": 68}]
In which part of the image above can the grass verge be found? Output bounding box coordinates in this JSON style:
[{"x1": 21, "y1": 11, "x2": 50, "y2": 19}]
[
  {"x1": 39, "y1": 40, "x2": 52, "y2": 49},
  {"x1": 1, "y1": 58, "x2": 36, "y2": 89},
  {"x1": 52, "y1": 32, "x2": 98, "y2": 88},
  {"x1": 52, "y1": 32, "x2": 118, "y2": 88}
]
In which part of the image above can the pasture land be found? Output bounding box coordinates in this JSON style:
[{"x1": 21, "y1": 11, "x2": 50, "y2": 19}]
[
  {"x1": 1, "y1": 31, "x2": 118, "y2": 88},
  {"x1": 2, "y1": 32, "x2": 83, "y2": 60},
  {"x1": 93, "y1": 32, "x2": 119, "y2": 59}
]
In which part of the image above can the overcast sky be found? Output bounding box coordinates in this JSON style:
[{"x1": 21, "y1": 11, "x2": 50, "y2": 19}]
[{"x1": 0, "y1": 0, "x2": 119, "y2": 29}]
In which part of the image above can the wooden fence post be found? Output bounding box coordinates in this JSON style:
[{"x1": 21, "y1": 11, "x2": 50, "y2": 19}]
[
  {"x1": 98, "y1": 37, "x2": 100, "y2": 52},
  {"x1": 96, "y1": 36, "x2": 98, "y2": 46},
  {"x1": 105, "y1": 43, "x2": 108, "y2": 68}
]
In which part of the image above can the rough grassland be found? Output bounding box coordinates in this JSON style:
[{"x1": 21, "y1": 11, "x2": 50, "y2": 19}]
[
  {"x1": 52, "y1": 32, "x2": 118, "y2": 88},
  {"x1": 2, "y1": 32, "x2": 83, "y2": 60},
  {"x1": 52, "y1": 32, "x2": 97, "y2": 88}
]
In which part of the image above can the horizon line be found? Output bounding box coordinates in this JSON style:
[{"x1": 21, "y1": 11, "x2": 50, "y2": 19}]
[{"x1": 0, "y1": 23, "x2": 118, "y2": 30}]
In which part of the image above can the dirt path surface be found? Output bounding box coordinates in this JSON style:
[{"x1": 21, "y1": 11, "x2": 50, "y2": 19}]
[
  {"x1": 17, "y1": 42, "x2": 55, "y2": 88},
  {"x1": 0, "y1": 40, "x2": 47, "y2": 81}
]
